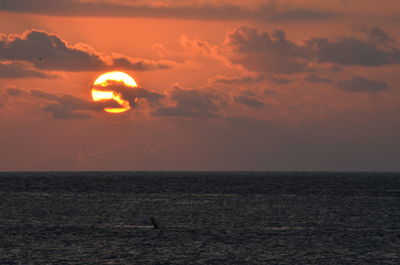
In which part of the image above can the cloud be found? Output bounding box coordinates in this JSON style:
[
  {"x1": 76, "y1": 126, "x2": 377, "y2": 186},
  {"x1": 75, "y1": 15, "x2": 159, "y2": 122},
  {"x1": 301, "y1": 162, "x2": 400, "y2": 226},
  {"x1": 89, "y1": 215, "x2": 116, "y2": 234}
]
[
  {"x1": 0, "y1": 61, "x2": 54, "y2": 78},
  {"x1": 257, "y1": 2, "x2": 338, "y2": 22},
  {"x1": 336, "y1": 77, "x2": 388, "y2": 92},
  {"x1": 5, "y1": 86, "x2": 24, "y2": 96},
  {"x1": 178, "y1": 35, "x2": 231, "y2": 68},
  {"x1": 232, "y1": 88, "x2": 265, "y2": 108},
  {"x1": 355, "y1": 26, "x2": 396, "y2": 46},
  {"x1": 29, "y1": 79, "x2": 167, "y2": 118},
  {"x1": 268, "y1": 74, "x2": 293, "y2": 84},
  {"x1": 93, "y1": 79, "x2": 165, "y2": 108},
  {"x1": 0, "y1": 86, "x2": 23, "y2": 108},
  {"x1": 224, "y1": 27, "x2": 310, "y2": 74},
  {"x1": 0, "y1": 29, "x2": 174, "y2": 72},
  {"x1": 209, "y1": 73, "x2": 264, "y2": 85},
  {"x1": 307, "y1": 34, "x2": 400, "y2": 67},
  {"x1": 304, "y1": 74, "x2": 333, "y2": 83},
  {"x1": 153, "y1": 83, "x2": 222, "y2": 117},
  {"x1": 95, "y1": 79, "x2": 266, "y2": 117},
  {"x1": 5, "y1": 82, "x2": 226, "y2": 119},
  {"x1": 218, "y1": 26, "x2": 400, "y2": 74},
  {"x1": 234, "y1": 95, "x2": 265, "y2": 108},
  {"x1": 30, "y1": 89, "x2": 120, "y2": 119},
  {"x1": 158, "y1": 26, "x2": 400, "y2": 77},
  {"x1": 0, "y1": 0, "x2": 338, "y2": 22},
  {"x1": 110, "y1": 57, "x2": 173, "y2": 71}
]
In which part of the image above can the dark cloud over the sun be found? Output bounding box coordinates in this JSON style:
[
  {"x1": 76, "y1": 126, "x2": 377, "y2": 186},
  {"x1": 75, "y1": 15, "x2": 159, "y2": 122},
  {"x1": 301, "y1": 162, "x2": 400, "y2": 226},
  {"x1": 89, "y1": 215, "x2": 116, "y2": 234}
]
[
  {"x1": 11, "y1": 82, "x2": 226, "y2": 119},
  {"x1": 93, "y1": 80, "x2": 165, "y2": 109},
  {"x1": 0, "y1": 29, "x2": 174, "y2": 72},
  {"x1": 30, "y1": 89, "x2": 122, "y2": 119},
  {"x1": 0, "y1": 0, "x2": 339, "y2": 22}
]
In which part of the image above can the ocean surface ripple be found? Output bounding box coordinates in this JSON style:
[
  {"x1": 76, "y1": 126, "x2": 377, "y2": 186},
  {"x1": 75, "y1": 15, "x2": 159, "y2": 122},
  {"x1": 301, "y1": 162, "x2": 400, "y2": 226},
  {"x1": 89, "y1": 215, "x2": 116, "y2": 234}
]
[{"x1": 0, "y1": 171, "x2": 399, "y2": 264}]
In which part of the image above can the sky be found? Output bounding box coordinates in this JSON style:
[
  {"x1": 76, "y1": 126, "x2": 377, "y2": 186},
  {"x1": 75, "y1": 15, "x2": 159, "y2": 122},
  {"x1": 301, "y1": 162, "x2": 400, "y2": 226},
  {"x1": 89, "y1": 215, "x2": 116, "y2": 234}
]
[{"x1": 0, "y1": 0, "x2": 400, "y2": 171}]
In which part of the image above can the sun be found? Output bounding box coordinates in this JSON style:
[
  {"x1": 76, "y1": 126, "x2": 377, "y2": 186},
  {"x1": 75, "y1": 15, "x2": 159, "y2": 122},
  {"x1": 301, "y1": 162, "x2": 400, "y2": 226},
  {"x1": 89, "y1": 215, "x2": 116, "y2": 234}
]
[{"x1": 92, "y1": 71, "x2": 138, "y2": 113}]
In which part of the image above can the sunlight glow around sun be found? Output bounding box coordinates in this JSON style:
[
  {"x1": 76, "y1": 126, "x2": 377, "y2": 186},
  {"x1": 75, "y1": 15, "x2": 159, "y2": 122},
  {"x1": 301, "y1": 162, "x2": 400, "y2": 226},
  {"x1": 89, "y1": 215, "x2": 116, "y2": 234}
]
[{"x1": 92, "y1": 71, "x2": 138, "y2": 113}]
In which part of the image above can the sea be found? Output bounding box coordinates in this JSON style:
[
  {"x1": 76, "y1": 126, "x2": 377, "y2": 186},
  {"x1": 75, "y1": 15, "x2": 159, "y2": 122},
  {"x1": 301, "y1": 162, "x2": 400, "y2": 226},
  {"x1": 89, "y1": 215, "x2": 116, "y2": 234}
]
[{"x1": 0, "y1": 171, "x2": 399, "y2": 264}]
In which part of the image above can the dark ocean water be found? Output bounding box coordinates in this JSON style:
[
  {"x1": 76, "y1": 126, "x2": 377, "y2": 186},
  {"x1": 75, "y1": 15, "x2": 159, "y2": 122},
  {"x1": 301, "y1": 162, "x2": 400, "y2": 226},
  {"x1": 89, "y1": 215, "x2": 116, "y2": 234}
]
[{"x1": 0, "y1": 172, "x2": 399, "y2": 264}]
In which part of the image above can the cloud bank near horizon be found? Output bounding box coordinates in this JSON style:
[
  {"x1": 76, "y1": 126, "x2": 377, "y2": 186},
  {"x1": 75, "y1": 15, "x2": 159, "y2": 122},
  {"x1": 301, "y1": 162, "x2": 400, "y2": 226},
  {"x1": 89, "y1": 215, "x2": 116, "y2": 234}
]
[{"x1": 0, "y1": 0, "x2": 339, "y2": 22}]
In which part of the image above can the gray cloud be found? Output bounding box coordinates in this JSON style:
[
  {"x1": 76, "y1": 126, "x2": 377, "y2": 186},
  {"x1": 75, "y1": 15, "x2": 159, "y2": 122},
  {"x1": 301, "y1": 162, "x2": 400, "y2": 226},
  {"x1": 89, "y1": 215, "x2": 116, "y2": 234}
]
[
  {"x1": 6, "y1": 86, "x2": 24, "y2": 96},
  {"x1": 307, "y1": 36, "x2": 400, "y2": 67},
  {"x1": 0, "y1": 0, "x2": 338, "y2": 22},
  {"x1": 234, "y1": 95, "x2": 265, "y2": 108},
  {"x1": 257, "y1": 3, "x2": 339, "y2": 22},
  {"x1": 0, "y1": 29, "x2": 174, "y2": 72},
  {"x1": 336, "y1": 77, "x2": 388, "y2": 92},
  {"x1": 268, "y1": 74, "x2": 293, "y2": 84},
  {"x1": 304, "y1": 74, "x2": 333, "y2": 83},
  {"x1": 111, "y1": 57, "x2": 172, "y2": 72},
  {"x1": 95, "y1": 80, "x2": 266, "y2": 117},
  {"x1": 153, "y1": 84, "x2": 221, "y2": 117},
  {"x1": 209, "y1": 73, "x2": 264, "y2": 85},
  {"x1": 225, "y1": 27, "x2": 310, "y2": 74},
  {"x1": 27, "y1": 80, "x2": 166, "y2": 119},
  {"x1": 3, "y1": 78, "x2": 167, "y2": 119},
  {"x1": 0, "y1": 86, "x2": 23, "y2": 108},
  {"x1": 0, "y1": 61, "x2": 54, "y2": 78},
  {"x1": 222, "y1": 26, "x2": 400, "y2": 74},
  {"x1": 355, "y1": 26, "x2": 396, "y2": 46},
  {"x1": 93, "y1": 80, "x2": 165, "y2": 108},
  {"x1": 30, "y1": 89, "x2": 120, "y2": 119},
  {"x1": 8, "y1": 82, "x2": 222, "y2": 119},
  {"x1": 331, "y1": 66, "x2": 344, "y2": 72}
]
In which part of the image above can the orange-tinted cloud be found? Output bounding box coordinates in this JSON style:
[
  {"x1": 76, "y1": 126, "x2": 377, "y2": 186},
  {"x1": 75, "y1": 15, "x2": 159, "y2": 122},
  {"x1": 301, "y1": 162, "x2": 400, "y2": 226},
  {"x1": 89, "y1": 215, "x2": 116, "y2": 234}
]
[
  {"x1": 209, "y1": 73, "x2": 264, "y2": 85},
  {"x1": 0, "y1": 61, "x2": 54, "y2": 78},
  {"x1": 303, "y1": 74, "x2": 333, "y2": 83},
  {"x1": 93, "y1": 79, "x2": 165, "y2": 109},
  {"x1": 307, "y1": 34, "x2": 400, "y2": 66},
  {"x1": 153, "y1": 83, "x2": 224, "y2": 117},
  {"x1": 234, "y1": 95, "x2": 265, "y2": 108},
  {"x1": 0, "y1": 0, "x2": 339, "y2": 22},
  {"x1": 30, "y1": 89, "x2": 119, "y2": 119},
  {"x1": 193, "y1": 26, "x2": 400, "y2": 79},
  {"x1": 224, "y1": 27, "x2": 311, "y2": 74},
  {"x1": 336, "y1": 77, "x2": 389, "y2": 92},
  {"x1": 0, "y1": 29, "x2": 174, "y2": 72}
]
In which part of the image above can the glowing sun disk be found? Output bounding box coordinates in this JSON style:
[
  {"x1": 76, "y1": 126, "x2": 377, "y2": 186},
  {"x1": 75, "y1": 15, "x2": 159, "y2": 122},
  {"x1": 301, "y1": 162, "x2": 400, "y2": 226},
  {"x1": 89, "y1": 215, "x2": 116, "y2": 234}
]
[
  {"x1": 94, "y1": 71, "x2": 137, "y2": 87},
  {"x1": 91, "y1": 71, "x2": 137, "y2": 113}
]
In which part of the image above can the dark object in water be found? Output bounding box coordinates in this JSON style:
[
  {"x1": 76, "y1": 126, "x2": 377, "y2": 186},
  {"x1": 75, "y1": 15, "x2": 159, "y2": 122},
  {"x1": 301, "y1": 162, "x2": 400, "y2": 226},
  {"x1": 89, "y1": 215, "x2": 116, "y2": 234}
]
[{"x1": 150, "y1": 217, "x2": 159, "y2": 229}]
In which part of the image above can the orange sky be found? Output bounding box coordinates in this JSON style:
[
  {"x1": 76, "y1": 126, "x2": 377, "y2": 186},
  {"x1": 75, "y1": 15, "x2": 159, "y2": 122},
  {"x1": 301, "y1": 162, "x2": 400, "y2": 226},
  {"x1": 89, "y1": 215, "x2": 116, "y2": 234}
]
[{"x1": 0, "y1": 0, "x2": 400, "y2": 171}]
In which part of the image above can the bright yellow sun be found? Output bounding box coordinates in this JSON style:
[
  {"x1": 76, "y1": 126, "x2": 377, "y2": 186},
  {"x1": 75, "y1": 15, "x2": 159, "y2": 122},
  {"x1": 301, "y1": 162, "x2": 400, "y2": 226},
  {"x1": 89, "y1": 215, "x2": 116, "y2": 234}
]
[{"x1": 92, "y1": 71, "x2": 138, "y2": 113}]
